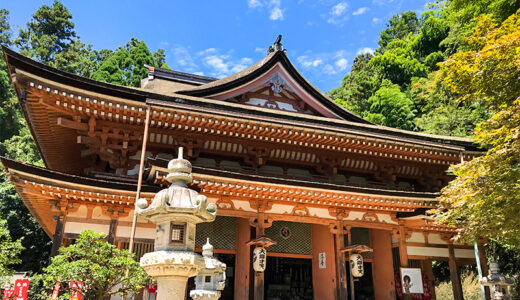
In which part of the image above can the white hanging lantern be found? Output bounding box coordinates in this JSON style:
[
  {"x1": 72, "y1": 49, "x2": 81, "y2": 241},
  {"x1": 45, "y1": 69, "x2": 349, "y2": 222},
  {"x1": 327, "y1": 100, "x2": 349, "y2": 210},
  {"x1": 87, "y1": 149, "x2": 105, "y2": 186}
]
[
  {"x1": 349, "y1": 254, "x2": 364, "y2": 277},
  {"x1": 253, "y1": 247, "x2": 267, "y2": 272}
]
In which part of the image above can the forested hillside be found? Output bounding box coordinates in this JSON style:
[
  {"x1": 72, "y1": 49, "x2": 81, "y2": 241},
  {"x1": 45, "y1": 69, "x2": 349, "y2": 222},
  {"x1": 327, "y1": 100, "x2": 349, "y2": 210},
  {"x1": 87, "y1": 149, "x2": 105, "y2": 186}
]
[
  {"x1": 330, "y1": 0, "x2": 519, "y2": 137},
  {"x1": 0, "y1": 1, "x2": 169, "y2": 273}
]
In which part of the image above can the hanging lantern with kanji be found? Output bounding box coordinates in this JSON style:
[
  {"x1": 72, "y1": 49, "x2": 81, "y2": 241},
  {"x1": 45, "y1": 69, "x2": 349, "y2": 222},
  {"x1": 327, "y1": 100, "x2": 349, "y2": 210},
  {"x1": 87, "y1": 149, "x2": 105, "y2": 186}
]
[
  {"x1": 349, "y1": 254, "x2": 364, "y2": 277},
  {"x1": 253, "y1": 247, "x2": 267, "y2": 272}
]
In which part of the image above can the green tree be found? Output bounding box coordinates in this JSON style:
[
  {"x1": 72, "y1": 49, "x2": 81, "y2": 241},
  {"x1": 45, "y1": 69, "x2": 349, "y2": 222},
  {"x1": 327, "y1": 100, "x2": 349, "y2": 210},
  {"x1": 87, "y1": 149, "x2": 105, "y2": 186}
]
[
  {"x1": 37, "y1": 231, "x2": 147, "y2": 300},
  {"x1": 153, "y1": 49, "x2": 171, "y2": 70},
  {"x1": 364, "y1": 81, "x2": 416, "y2": 130},
  {"x1": 15, "y1": 0, "x2": 94, "y2": 77},
  {"x1": 0, "y1": 218, "x2": 24, "y2": 284},
  {"x1": 378, "y1": 11, "x2": 421, "y2": 51},
  {"x1": 330, "y1": 53, "x2": 381, "y2": 117},
  {"x1": 92, "y1": 38, "x2": 156, "y2": 87},
  {"x1": 437, "y1": 11, "x2": 520, "y2": 246}
]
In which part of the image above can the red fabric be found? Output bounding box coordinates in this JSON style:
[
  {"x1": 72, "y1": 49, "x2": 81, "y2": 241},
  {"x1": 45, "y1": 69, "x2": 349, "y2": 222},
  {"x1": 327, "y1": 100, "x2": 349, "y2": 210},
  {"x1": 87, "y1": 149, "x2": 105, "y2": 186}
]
[
  {"x1": 3, "y1": 285, "x2": 14, "y2": 300},
  {"x1": 13, "y1": 279, "x2": 29, "y2": 300},
  {"x1": 422, "y1": 274, "x2": 432, "y2": 300},
  {"x1": 395, "y1": 272, "x2": 403, "y2": 299},
  {"x1": 147, "y1": 284, "x2": 157, "y2": 294},
  {"x1": 69, "y1": 281, "x2": 83, "y2": 300}
]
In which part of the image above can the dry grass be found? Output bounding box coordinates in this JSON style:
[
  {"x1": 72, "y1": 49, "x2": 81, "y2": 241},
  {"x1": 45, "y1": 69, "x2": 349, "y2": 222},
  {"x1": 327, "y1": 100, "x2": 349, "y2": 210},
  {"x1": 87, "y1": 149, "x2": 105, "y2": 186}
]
[{"x1": 435, "y1": 273, "x2": 483, "y2": 300}]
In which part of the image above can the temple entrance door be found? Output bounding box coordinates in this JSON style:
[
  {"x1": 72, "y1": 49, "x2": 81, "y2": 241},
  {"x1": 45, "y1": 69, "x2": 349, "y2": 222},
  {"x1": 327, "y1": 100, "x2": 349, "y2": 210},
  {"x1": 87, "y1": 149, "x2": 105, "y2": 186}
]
[
  {"x1": 264, "y1": 256, "x2": 313, "y2": 300},
  {"x1": 346, "y1": 261, "x2": 375, "y2": 300}
]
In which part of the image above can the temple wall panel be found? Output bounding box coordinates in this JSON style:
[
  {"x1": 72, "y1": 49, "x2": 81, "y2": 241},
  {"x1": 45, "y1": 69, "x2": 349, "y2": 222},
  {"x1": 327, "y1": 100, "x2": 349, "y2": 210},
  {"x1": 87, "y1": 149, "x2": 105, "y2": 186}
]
[
  {"x1": 266, "y1": 204, "x2": 294, "y2": 214},
  {"x1": 407, "y1": 232, "x2": 426, "y2": 243},
  {"x1": 230, "y1": 200, "x2": 256, "y2": 212},
  {"x1": 116, "y1": 225, "x2": 156, "y2": 240},
  {"x1": 428, "y1": 233, "x2": 448, "y2": 244},
  {"x1": 406, "y1": 246, "x2": 475, "y2": 259},
  {"x1": 68, "y1": 205, "x2": 88, "y2": 218},
  {"x1": 344, "y1": 211, "x2": 365, "y2": 220},
  {"x1": 91, "y1": 206, "x2": 111, "y2": 220},
  {"x1": 376, "y1": 213, "x2": 398, "y2": 224},
  {"x1": 65, "y1": 221, "x2": 109, "y2": 235},
  {"x1": 307, "y1": 207, "x2": 335, "y2": 219}
]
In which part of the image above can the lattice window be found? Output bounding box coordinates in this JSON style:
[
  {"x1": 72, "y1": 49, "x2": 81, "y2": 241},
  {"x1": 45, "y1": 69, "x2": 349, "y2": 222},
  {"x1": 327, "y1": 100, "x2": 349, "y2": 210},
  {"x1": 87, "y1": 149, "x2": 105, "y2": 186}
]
[
  {"x1": 170, "y1": 223, "x2": 186, "y2": 245},
  {"x1": 265, "y1": 221, "x2": 311, "y2": 254},
  {"x1": 196, "y1": 216, "x2": 236, "y2": 250},
  {"x1": 120, "y1": 241, "x2": 154, "y2": 261}
]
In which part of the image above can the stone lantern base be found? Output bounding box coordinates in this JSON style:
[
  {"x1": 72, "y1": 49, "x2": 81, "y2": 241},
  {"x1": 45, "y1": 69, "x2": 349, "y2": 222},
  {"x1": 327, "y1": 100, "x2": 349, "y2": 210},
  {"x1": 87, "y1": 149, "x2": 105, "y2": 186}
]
[
  {"x1": 190, "y1": 290, "x2": 221, "y2": 300},
  {"x1": 141, "y1": 251, "x2": 205, "y2": 300}
]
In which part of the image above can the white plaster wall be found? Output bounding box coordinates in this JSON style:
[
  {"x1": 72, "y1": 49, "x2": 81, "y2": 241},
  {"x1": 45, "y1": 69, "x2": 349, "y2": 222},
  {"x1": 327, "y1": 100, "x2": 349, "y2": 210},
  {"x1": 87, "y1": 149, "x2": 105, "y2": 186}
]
[
  {"x1": 307, "y1": 207, "x2": 335, "y2": 219},
  {"x1": 407, "y1": 246, "x2": 476, "y2": 259},
  {"x1": 267, "y1": 204, "x2": 294, "y2": 214},
  {"x1": 407, "y1": 232, "x2": 426, "y2": 243},
  {"x1": 428, "y1": 233, "x2": 448, "y2": 244},
  {"x1": 68, "y1": 205, "x2": 88, "y2": 218},
  {"x1": 376, "y1": 213, "x2": 398, "y2": 224},
  {"x1": 91, "y1": 206, "x2": 111, "y2": 220},
  {"x1": 455, "y1": 249, "x2": 476, "y2": 259},
  {"x1": 231, "y1": 200, "x2": 256, "y2": 212},
  {"x1": 344, "y1": 211, "x2": 365, "y2": 221},
  {"x1": 116, "y1": 225, "x2": 156, "y2": 240},
  {"x1": 64, "y1": 222, "x2": 109, "y2": 235}
]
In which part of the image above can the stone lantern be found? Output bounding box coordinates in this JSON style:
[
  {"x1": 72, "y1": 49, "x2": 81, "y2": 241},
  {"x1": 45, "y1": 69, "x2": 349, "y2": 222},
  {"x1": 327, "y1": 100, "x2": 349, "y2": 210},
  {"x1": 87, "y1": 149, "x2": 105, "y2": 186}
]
[
  {"x1": 480, "y1": 262, "x2": 516, "y2": 300},
  {"x1": 190, "y1": 239, "x2": 227, "y2": 300},
  {"x1": 136, "y1": 148, "x2": 217, "y2": 300}
]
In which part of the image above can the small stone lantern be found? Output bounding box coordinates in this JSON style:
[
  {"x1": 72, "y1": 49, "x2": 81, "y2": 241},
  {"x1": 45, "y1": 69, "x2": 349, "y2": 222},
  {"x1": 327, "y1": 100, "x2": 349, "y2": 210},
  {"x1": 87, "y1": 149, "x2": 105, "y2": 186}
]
[
  {"x1": 190, "y1": 239, "x2": 227, "y2": 300},
  {"x1": 136, "y1": 148, "x2": 217, "y2": 300},
  {"x1": 480, "y1": 262, "x2": 516, "y2": 300}
]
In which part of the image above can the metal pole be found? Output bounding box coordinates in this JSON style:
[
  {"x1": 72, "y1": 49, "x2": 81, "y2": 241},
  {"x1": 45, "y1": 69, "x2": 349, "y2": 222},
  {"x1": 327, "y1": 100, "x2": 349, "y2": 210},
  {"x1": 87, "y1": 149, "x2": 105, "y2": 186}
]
[
  {"x1": 474, "y1": 242, "x2": 487, "y2": 299},
  {"x1": 128, "y1": 105, "x2": 151, "y2": 254}
]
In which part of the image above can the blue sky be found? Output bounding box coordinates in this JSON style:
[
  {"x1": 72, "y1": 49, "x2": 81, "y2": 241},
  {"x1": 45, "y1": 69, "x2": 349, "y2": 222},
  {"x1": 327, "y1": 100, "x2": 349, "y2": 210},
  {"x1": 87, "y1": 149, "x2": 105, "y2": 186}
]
[{"x1": 3, "y1": 0, "x2": 430, "y2": 91}]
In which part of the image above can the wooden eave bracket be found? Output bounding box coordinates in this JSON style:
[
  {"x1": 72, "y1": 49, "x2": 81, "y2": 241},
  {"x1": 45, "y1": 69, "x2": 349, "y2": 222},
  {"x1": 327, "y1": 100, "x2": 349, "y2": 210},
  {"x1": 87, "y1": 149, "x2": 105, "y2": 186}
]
[
  {"x1": 340, "y1": 244, "x2": 373, "y2": 253},
  {"x1": 246, "y1": 236, "x2": 277, "y2": 248}
]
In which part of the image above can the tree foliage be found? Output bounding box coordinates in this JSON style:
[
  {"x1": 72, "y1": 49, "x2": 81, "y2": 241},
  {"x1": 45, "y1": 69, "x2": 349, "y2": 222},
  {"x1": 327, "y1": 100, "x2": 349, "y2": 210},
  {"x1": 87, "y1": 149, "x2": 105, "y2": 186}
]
[
  {"x1": 436, "y1": 10, "x2": 520, "y2": 246},
  {"x1": 37, "y1": 231, "x2": 147, "y2": 300},
  {"x1": 0, "y1": 218, "x2": 24, "y2": 284}
]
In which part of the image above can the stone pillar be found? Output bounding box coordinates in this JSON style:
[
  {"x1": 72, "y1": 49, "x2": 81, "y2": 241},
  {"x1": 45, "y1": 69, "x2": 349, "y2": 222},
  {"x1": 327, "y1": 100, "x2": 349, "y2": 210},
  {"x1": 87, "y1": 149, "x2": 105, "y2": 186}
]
[
  {"x1": 311, "y1": 224, "x2": 336, "y2": 300},
  {"x1": 371, "y1": 229, "x2": 395, "y2": 300},
  {"x1": 422, "y1": 259, "x2": 436, "y2": 300},
  {"x1": 448, "y1": 243, "x2": 463, "y2": 300},
  {"x1": 235, "y1": 218, "x2": 251, "y2": 300}
]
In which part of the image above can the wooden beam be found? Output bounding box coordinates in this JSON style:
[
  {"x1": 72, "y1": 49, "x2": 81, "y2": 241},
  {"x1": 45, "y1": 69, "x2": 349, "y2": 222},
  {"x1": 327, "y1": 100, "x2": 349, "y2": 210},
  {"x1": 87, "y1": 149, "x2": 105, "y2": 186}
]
[
  {"x1": 335, "y1": 223, "x2": 348, "y2": 300},
  {"x1": 448, "y1": 243, "x2": 463, "y2": 300},
  {"x1": 50, "y1": 216, "x2": 65, "y2": 257},
  {"x1": 235, "y1": 218, "x2": 251, "y2": 300},
  {"x1": 57, "y1": 117, "x2": 88, "y2": 131}
]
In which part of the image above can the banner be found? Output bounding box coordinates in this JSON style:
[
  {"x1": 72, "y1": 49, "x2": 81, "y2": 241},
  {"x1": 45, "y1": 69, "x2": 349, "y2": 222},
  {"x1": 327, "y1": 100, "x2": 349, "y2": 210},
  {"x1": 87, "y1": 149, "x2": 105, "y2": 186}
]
[
  {"x1": 13, "y1": 279, "x2": 29, "y2": 300},
  {"x1": 3, "y1": 285, "x2": 14, "y2": 300},
  {"x1": 69, "y1": 281, "x2": 83, "y2": 300}
]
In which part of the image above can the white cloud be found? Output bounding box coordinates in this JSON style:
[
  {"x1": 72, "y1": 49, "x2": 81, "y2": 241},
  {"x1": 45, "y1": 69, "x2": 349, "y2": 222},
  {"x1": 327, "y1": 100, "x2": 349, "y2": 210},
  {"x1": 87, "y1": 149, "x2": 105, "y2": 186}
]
[
  {"x1": 254, "y1": 47, "x2": 265, "y2": 53},
  {"x1": 270, "y1": 7, "x2": 284, "y2": 20},
  {"x1": 248, "y1": 0, "x2": 285, "y2": 21},
  {"x1": 372, "y1": 17, "x2": 381, "y2": 23},
  {"x1": 322, "y1": 64, "x2": 336, "y2": 75},
  {"x1": 327, "y1": 2, "x2": 348, "y2": 24},
  {"x1": 334, "y1": 58, "x2": 348, "y2": 71},
  {"x1": 171, "y1": 46, "x2": 198, "y2": 70},
  {"x1": 352, "y1": 7, "x2": 369, "y2": 16},
  {"x1": 248, "y1": 0, "x2": 262, "y2": 8},
  {"x1": 193, "y1": 71, "x2": 205, "y2": 76},
  {"x1": 297, "y1": 56, "x2": 324, "y2": 68},
  {"x1": 356, "y1": 47, "x2": 374, "y2": 55},
  {"x1": 331, "y1": 2, "x2": 347, "y2": 16}
]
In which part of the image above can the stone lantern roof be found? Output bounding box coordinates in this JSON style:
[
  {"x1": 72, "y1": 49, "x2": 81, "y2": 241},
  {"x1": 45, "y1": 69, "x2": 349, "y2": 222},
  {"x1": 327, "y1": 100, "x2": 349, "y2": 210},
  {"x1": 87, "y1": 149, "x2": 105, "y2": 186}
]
[{"x1": 136, "y1": 148, "x2": 217, "y2": 223}]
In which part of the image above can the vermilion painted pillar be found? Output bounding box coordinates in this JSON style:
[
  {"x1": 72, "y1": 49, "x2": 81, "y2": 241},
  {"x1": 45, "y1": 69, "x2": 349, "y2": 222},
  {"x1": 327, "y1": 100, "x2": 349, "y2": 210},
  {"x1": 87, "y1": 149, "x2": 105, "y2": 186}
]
[
  {"x1": 311, "y1": 224, "x2": 337, "y2": 300},
  {"x1": 371, "y1": 229, "x2": 395, "y2": 300},
  {"x1": 422, "y1": 259, "x2": 437, "y2": 300},
  {"x1": 448, "y1": 243, "x2": 463, "y2": 300},
  {"x1": 234, "y1": 218, "x2": 251, "y2": 300}
]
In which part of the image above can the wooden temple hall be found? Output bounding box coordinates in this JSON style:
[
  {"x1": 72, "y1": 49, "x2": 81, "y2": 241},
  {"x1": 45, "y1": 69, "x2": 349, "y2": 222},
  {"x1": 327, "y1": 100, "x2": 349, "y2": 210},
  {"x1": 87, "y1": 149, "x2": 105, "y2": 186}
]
[{"x1": 1, "y1": 37, "x2": 485, "y2": 300}]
